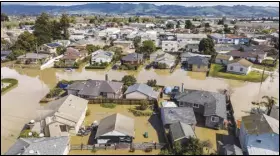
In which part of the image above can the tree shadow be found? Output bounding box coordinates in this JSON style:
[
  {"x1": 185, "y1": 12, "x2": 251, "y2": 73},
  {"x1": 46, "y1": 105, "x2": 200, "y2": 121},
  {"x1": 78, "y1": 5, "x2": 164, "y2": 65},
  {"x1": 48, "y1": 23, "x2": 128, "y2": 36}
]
[
  {"x1": 87, "y1": 128, "x2": 97, "y2": 145},
  {"x1": 216, "y1": 133, "x2": 241, "y2": 151},
  {"x1": 148, "y1": 114, "x2": 166, "y2": 143}
]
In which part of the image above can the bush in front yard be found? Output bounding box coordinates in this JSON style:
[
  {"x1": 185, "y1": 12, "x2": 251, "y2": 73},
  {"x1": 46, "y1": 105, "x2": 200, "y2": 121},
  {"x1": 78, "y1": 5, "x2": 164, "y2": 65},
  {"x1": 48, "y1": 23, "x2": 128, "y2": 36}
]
[
  {"x1": 46, "y1": 88, "x2": 63, "y2": 98},
  {"x1": 86, "y1": 109, "x2": 91, "y2": 116},
  {"x1": 100, "y1": 103, "x2": 116, "y2": 109},
  {"x1": 138, "y1": 100, "x2": 149, "y2": 110},
  {"x1": 20, "y1": 129, "x2": 39, "y2": 138},
  {"x1": 128, "y1": 108, "x2": 153, "y2": 116}
]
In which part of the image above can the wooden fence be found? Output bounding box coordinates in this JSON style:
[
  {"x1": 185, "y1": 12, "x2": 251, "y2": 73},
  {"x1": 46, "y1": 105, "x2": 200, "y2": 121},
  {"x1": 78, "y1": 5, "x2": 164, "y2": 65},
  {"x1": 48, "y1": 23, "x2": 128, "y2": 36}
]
[
  {"x1": 70, "y1": 142, "x2": 166, "y2": 151},
  {"x1": 88, "y1": 98, "x2": 157, "y2": 105}
]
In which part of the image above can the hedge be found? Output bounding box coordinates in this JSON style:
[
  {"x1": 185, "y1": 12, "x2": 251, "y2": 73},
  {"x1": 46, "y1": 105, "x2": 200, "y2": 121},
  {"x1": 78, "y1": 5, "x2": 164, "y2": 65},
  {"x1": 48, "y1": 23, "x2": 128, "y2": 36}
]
[
  {"x1": 128, "y1": 108, "x2": 153, "y2": 116},
  {"x1": 85, "y1": 66, "x2": 107, "y2": 69},
  {"x1": 100, "y1": 103, "x2": 116, "y2": 109},
  {"x1": 1, "y1": 78, "x2": 18, "y2": 93}
]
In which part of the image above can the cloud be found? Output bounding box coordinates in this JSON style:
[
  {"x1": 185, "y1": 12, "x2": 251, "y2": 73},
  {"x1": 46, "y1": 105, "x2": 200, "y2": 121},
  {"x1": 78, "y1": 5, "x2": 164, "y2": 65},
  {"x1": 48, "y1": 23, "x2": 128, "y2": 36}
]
[{"x1": 2, "y1": 2, "x2": 279, "y2": 7}]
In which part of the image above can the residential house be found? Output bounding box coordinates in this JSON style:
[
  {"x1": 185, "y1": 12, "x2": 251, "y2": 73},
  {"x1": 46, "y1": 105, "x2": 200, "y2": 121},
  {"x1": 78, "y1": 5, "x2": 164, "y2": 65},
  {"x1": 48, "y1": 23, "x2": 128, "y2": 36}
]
[
  {"x1": 162, "y1": 40, "x2": 179, "y2": 53},
  {"x1": 226, "y1": 50, "x2": 268, "y2": 63},
  {"x1": 180, "y1": 52, "x2": 211, "y2": 63},
  {"x1": 29, "y1": 94, "x2": 88, "y2": 137},
  {"x1": 69, "y1": 30, "x2": 86, "y2": 41},
  {"x1": 151, "y1": 50, "x2": 176, "y2": 68},
  {"x1": 113, "y1": 40, "x2": 134, "y2": 49},
  {"x1": 186, "y1": 56, "x2": 209, "y2": 72},
  {"x1": 209, "y1": 33, "x2": 229, "y2": 44},
  {"x1": 17, "y1": 53, "x2": 51, "y2": 64},
  {"x1": 161, "y1": 107, "x2": 197, "y2": 128},
  {"x1": 184, "y1": 40, "x2": 200, "y2": 52},
  {"x1": 68, "y1": 39, "x2": 92, "y2": 50},
  {"x1": 98, "y1": 28, "x2": 120, "y2": 39},
  {"x1": 95, "y1": 113, "x2": 135, "y2": 144},
  {"x1": 1, "y1": 50, "x2": 12, "y2": 61},
  {"x1": 169, "y1": 121, "x2": 196, "y2": 145},
  {"x1": 225, "y1": 34, "x2": 249, "y2": 45},
  {"x1": 124, "y1": 83, "x2": 160, "y2": 100},
  {"x1": 61, "y1": 48, "x2": 82, "y2": 67},
  {"x1": 215, "y1": 54, "x2": 234, "y2": 65},
  {"x1": 215, "y1": 45, "x2": 237, "y2": 54},
  {"x1": 39, "y1": 43, "x2": 62, "y2": 54},
  {"x1": 91, "y1": 49, "x2": 114, "y2": 64},
  {"x1": 239, "y1": 114, "x2": 279, "y2": 155},
  {"x1": 251, "y1": 38, "x2": 268, "y2": 45},
  {"x1": 54, "y1": 40, "x2": 71, "y2": 47},
  {"x1": 227, "y1": 59, "x2": 253, "y2": 75},
  {"x1": 121, "y1": 53, "x2": 144, "y2": 65},
  {"x1": 65, "y1": 79, "x2": 123, "y2": 99},
  {"x1": 174, "y1": 89, "x2": 227, "y2": 129},
  {"x1": 5, "y1": 136, "x2": 70, "y2": 155},
  {"x1": 162, "y1": 101, "x2": 178, "y2": 108},
  {"x1": 177, "y1": 33, "x2": 207, "y2": 42}
]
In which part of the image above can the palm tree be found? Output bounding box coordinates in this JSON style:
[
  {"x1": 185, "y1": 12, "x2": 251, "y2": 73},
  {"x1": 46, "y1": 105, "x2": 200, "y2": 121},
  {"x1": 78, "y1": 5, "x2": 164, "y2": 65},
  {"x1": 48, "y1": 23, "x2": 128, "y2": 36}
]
[{"x1": 252, "y1": 96, "x2": 278, "y2": 116}]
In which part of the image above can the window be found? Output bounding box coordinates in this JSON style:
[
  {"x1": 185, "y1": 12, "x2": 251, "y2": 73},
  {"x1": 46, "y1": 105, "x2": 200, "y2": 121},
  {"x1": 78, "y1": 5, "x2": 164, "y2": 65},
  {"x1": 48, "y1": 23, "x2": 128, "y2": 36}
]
[
  {"x1": 60, "y1": 125, "x2": 67, "y2": 132},
  {"x1": 230, "y1": 66, "x2": 233, "y2": 70},
  {"x1": 256, "y1": 139, "x2": 262, "y2": 143},
  {"x1": 240, "y1": 68, "x2": 243, "y2": 72},
  {"x1": 193, "y1": 104, "x2": 199, "y2": 108},
  {"x1": 211, "y1": 116, "x2": 219, "y2": 122}
]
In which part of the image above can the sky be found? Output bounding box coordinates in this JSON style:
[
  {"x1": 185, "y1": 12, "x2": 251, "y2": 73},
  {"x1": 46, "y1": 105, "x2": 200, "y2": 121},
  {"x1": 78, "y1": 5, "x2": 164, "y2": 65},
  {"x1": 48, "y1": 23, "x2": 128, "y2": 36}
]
[{"x1": 2, "y1": 1, "x2": 279, "y2": 7}]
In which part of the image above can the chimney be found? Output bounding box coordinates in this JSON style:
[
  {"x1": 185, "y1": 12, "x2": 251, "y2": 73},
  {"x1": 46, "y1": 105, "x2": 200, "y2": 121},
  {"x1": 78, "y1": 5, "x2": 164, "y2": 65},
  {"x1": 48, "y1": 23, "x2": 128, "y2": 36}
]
[{"x1": 181, "y1": 83, "x2": 184, "y2": 93}]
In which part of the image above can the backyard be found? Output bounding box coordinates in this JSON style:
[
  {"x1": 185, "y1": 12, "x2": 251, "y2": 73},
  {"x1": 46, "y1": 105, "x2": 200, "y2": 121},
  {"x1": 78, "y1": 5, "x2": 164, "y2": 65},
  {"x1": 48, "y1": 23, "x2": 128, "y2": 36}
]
[
  {"x1": 69, "y1": 104, "x2": 166, "y2": 154},
  {"x1": 252, "y1": 60, "x2": 279, "y2": 72},
  {"x1": 209, "y1": 63, "x2": 268, "y2": 82}
]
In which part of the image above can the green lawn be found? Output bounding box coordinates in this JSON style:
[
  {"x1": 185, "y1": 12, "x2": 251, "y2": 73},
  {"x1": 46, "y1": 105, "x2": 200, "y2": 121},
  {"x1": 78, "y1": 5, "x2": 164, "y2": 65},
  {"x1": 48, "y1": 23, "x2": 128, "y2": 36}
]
[
  {"x1": 252, "y1": 60, "x2": 278, "y2": 72},
  {"x1": 209, "y1": 64, "x2": 268, "y2": 82},
  {"x1": 1, "y1": 78, "x2": 18, "y2": 93}
]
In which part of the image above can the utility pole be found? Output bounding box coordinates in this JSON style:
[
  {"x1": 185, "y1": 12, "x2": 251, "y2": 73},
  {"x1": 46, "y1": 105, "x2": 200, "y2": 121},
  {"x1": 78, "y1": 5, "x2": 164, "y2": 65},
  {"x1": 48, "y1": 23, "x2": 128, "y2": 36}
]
[{"x1": 257, "y1": 64, "x2": 266, "y2": 102}]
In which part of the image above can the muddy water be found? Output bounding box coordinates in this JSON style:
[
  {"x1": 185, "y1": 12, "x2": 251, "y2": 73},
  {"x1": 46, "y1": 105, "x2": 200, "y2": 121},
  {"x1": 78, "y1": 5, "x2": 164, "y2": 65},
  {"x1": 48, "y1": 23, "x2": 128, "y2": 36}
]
[{"x1": 1, "y1": 64, "x2": 279, "y2": 154}]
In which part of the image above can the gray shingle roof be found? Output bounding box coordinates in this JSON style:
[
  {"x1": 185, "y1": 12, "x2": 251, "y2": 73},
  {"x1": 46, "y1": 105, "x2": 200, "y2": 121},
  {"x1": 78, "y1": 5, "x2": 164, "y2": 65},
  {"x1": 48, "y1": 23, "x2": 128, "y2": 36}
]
[
  {"x1": 242, "y1": 114, "x2": 279, "y2": 135},
  {"x1": 5, "y1": 136, "x2": 69, "y2": 155},
  {"x1": 222, "y1": 144, "x2": 243, "y2": 155},
  {"x1": 66, "y1": 79, "x2": 123, "y2": 96},
  {"x1": 95, "y1": 113, "x2": 135, "y2": 138},
  {"x1": 174, "y1": 90, "x2": 227, "y2": 119},
  {"x1": 161, "y1": 107, "x2": 197, "y2": 126},
  {"x1": 17, "y1": 53, "x2": 50, "y2": 59},
  {"x1": 124, "y1": 83, "x2": 159, "y2": 99},
  {"x1": 187, "y1": 56, "x2": 209, "y2": 66},
  {"x1": 121, "y1": 53, "x2": 143, "y2": 62},
  {"x1": 169, "y1": 121, "x2": 196, "y2": 142}
]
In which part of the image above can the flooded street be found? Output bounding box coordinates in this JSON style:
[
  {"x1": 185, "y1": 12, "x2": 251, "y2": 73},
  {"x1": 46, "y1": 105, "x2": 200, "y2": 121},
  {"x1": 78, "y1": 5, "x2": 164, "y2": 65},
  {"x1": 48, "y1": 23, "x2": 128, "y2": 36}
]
[{"x1": 1, "y1": 64, "x2": 279, "y2": 154}]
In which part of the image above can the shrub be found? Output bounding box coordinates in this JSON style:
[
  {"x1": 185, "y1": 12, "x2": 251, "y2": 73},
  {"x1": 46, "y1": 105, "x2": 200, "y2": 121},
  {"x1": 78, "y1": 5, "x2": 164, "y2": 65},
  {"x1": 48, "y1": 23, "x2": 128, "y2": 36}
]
[
  {"x1": 1, "y1": 78, "x2": 18, "y2": 93},
  {"x1": 128, "y1": 108, "x2": 153, "y2": 116},
  {"x1": 138, "y1": 100, "x2": 149, "y2": 110},
  {"x1": 100, "y1": 103, "x2": 116, "y2": 109},
  {"x1": 19, "y1": 129, "x2": 39, "y2": 138},
  {"x1": 147, "y1": 79, "x2": 157, "y2": 87},
  {"x1": 86, "y1": 109, "x2": 91, "y2": 116},
  {"x1": 145, "y1": 147, "x2": 153, "y2": 153},
  {"x1": 91, "y1": 148, "x2": 97, "y2": 153},
  {"x1": 46, "y1": 88, "x2": 63, "y2": 98},
  {"x1": 85, "y1": 66, "x2": 106, "y2": 69}
]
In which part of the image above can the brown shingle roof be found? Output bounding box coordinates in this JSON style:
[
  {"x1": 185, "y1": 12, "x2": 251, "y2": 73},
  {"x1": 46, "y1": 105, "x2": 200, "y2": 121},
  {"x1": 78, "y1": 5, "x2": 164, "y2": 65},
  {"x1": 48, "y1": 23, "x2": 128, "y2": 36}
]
[
  {"x1": 216, "y1": 54, "x2": 232, "y2": 60},
  {"x1": 229, "y1": 58, "x2": 253, "y2": 67}
]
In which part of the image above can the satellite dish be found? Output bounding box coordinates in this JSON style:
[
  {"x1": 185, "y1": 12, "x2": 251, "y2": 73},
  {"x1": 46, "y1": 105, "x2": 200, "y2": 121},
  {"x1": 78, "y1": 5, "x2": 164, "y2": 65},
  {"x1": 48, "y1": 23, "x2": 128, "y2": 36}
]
[{"x1": 28, "y1": 132, "x2": 33, "y2": 136}]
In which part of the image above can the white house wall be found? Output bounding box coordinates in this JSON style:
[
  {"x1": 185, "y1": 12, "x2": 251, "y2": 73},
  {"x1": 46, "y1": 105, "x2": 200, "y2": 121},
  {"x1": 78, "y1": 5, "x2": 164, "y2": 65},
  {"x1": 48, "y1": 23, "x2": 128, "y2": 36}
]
[
  {"x1": 74, "y1": 105, "x2": 87, "y2": 134},
  {"x1": 102, "y1": 130, "x2": 126, "y2": 137},
  {"x1": 227, "y1": 63, "x2": 251, "y2": 75}
]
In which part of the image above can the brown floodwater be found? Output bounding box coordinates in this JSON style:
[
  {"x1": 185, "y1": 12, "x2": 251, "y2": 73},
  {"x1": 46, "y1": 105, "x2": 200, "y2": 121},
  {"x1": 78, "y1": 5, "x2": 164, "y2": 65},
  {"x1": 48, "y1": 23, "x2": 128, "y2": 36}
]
[{"x1": 1, "y1": 64, "x2": 279, "y2": 154}]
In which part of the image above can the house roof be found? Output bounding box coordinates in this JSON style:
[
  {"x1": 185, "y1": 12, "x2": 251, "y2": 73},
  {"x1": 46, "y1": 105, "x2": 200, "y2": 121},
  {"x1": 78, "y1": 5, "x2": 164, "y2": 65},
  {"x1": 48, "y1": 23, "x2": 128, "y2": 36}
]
[
  {"x1": 169, "y1": 121, "x2": 196, "y2": 142},
  {"x1": 162, "y1": 101, "x2": 177, "y2": 108},
  {"x1": 124, "y1": 83, "x2": 159, "y2": 99},
  {"x1": 242, "y1": 113, "x2": 279, "y2": 135},
  {"x1": 222, "y1": 144, "x2": 243, "y2": 155},
  {"x1": 226, "y1": 34, "x2": 248, "y2": 39},
  {"x1": 5, "y1": 136, "x2": 69, "y2": 155},
  {"x1": 216, "y1": 54, "x2": 232, "y2": 60},
  {"x1": 91, "y1": 49, "x2": 114, "y2": 60},
  {"x1": 121, "y1": 53, "x2": 143, "y2": 62},
  {"x1": 181, "y1": 52, "x2": 211, "y2": 58},
  {"x1": 228, "y1": 58, "x2": 253, "y2": 68},
  {"x1": 174, "y1": 89, "x2": 227, "y2": 119},
  {"x1": 269, "y1": 104, "x2": 279, "y2": 120},
  {"x1": 95, "y1": 113, "x2": 135, "y2": 138},
  {"x1": 154, "y1": 53, "x2": 176, "y2": 63},
  {"x1": 66, "y1": 79, "x2": 123, "y2": 96},
  {"x1": 46, "y1": 43, "x2": 61, "y2": 48},
  {"x1": 1, "y1": 50, "x2": 12, "y2": 56},
  {"x1": 227, "y1": 50, "x2": 267, "y2": 58},
  {"x1": 17, "y1": 53, "x2": 50, "y2": 59},
  {"x1": 161, "y1": 107, "x2": 197, "y2": 126},
  {"x1": 62, "y1": 47, "x2": 81, "y2": 60},
  {"x1": 186, "y1": 56, "x2": 209, "y2": 66},
  {"x1": 53, "y1": 94, "x2": 88, "y2": 124}
]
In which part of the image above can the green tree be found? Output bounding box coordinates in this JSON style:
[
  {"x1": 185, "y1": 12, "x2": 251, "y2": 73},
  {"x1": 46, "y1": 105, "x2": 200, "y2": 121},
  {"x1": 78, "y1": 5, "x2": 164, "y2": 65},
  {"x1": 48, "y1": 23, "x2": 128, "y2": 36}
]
[
  {"x1": 205, "y1": 23, "x2": 210, "y2": 28},
  {"x1": 133, "y1": 36, "x2": 141, "y2": 49},
  {"x1": 217, "y1": 20, "x2": 224, "y2": 25},
  {"x1": 121, "y1": 75, "x2": 137, "y2": 86},
  {"x1": 224, "y1": 24, "x2": 231, "y2": 33},
  {"x1": 137, "y1": 40, "x2": 156, "y2": 57},
  {"x1": 1, "y1": 13, "x2": 9, "y2": 21},
  {"x1": 252, "y1": 96, "x2": 278, "y2": 116},
  {"x1": 176, "y1": 21, "x2": 180, "y2": 28},
  {"x1": 56, "y1": 47, "x2": 66, "y2": 55},
  {"x1": 198, "y1": 38, "x2": 215, "y2": 55},
  {"x1": 51, "y1": 20, "x2": 62, "y2": 40},
  {"x1": 60, "y1": 14, "x2": 70, "y2": 39},
  {"x1": 185, "y1": 20, "x2": 193, "y2": 29},
  {"x1": 86, "y1": 44, "x2": 101, "y2": 54},
  {"x1": 238, "y1": 47, "x2": 244, "y2": 52},
  {"x1": 147, "y1": 79, "x2": 157, "y2": 87},
  {"x1": 166, "y1": 23, "x2": 174, "y2": 29},
  {"x1": 139, "y1": 100, "x2": 149, "y2": 110},
  {"x1": 12, "y1": 31, "x2": 37, "y2": 52},
  {"x1": 7, "y1": 49, "x2": 26, "y2": 60},
  {"x1": 33, "y1": 13, "x2": 52, "y2": 45}
]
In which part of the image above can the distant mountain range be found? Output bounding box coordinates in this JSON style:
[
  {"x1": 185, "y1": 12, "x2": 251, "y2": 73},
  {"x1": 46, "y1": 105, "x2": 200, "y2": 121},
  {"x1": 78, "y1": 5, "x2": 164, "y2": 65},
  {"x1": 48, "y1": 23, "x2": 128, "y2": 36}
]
[{"x1": 1, "y1": 3, "x2": 279, "y2": 17}]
